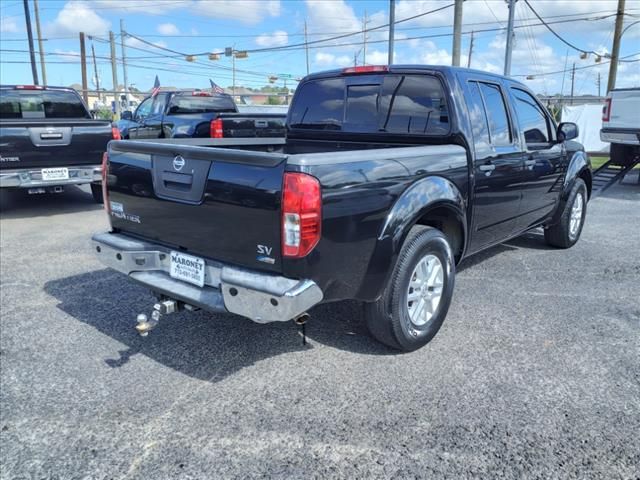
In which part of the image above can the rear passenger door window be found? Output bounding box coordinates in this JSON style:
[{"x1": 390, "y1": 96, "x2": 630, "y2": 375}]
[
  {"x1": 477, "y1": 82, "x2": 512, "y2": 146},
  {"x1": 511, "y1": 88, "x2": 551, "y2": 147}
]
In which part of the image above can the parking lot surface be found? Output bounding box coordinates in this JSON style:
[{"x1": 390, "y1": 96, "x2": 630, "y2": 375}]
[{"x1": 1, "y1": 180, "x2": 639, "y2": 479}]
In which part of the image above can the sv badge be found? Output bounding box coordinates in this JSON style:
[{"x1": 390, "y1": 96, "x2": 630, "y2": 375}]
[{"x1": 256, "y1": 244, "x2": 275, "y2": 264}]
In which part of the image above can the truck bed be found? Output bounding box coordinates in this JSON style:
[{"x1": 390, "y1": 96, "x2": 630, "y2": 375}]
[{"x1": 105, "y1": 138, "x2": 467, "y2": 283}]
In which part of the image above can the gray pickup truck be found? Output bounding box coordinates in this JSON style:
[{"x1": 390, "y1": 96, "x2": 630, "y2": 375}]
[{"x1": 0, "y1": 85, "x2": 115, "y2": 202}]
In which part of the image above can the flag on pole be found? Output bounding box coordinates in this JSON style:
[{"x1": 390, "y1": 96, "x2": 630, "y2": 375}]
[
  {"x1": 210, "y1": 79, "x2": 225, "y2": 94},
  {"x1": 151, "y1": 75, "x2": 161, "y2": 97}
]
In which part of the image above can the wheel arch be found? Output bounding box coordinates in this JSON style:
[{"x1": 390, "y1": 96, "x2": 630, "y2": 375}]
[
  {"x1": 356, "y1": 176, "x2": 467, "y2": 301},
  {"x1": 564, "y1": 150, "x2": 592, "y2": 200}
]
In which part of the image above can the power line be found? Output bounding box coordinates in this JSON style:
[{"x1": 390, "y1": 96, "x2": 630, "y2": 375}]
[
  {"x1": 522, "y1": 0, "x2": 600, "y2": 56},
  {"x1": 122, "y1": 3, "x2": 456, "y2": 58},
  {"x1": 512, "y1": 52, "x2": 640, "y2": 78}
]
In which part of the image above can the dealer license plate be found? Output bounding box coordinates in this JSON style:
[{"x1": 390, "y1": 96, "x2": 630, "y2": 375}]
[
  {"x1": 41, "y1": 167, "x2": 69, "y2": 181},
  {"x1": 170, "y1": 251, "x2": 205, "y2": 287}
]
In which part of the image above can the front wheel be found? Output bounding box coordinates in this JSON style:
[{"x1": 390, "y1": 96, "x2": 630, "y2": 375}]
[
  {"x1": 365, "y1": 226, "x2": 455, "y2": 352},
  {"x1": 544, "y1": 178, "x2": 587, "y2": 248}
]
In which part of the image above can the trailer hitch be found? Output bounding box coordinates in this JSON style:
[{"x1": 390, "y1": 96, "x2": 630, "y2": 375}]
[{"x1": 135, "y1": 299, "x2": 179, "y2": 336}]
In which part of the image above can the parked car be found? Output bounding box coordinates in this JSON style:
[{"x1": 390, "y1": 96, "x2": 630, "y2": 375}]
[
  {"x1": 601, "y1": 87, "x2": 640, "y2": 165},
  {"x1": 92, "y1": 65, "x2": 591, "y2": 352},
  {"x1": 0, "y1": 85, "x2": 117, "y2": 202},
  {"x1": 116, "y1": 90, "x2": 286, "y2": 139}
]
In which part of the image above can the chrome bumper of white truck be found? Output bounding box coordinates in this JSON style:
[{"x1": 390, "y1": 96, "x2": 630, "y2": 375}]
[
  {"x1": 0, "y1": 165, "x2": 102, "y2": 188},
  {"x1": 91, "y1": 232, "x2": 323, "y2": 324},
  {"x1": 600, "y1": 130, "x2": 640, "y2": 146}
]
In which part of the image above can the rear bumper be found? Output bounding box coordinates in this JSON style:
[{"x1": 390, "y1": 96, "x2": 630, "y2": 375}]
[
  {"x1": 91, "y1": 232, "x2": 323, "y2": 323},
  {"x1": 600, "y1": 128, "x2": 640, "y2": 146},
  {"x1": 0, "y1": 165, "x2": 102, "y2": 188}
]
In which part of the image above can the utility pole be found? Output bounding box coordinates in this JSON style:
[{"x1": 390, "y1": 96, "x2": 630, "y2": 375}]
[
  {"x1": 120, "y1": 20, "x2": 130, "y2": 110},
  {"x1": 90, "y1": 40, "x2": 100, "y2": 102},
  {"x1": 232, "y1": 53, "x2": 236, "y2": 97},
  {"x1": 570, "y1": 62, "x2": 576, "y2": 105},
  {"x1": 607, "y1": 0, "x2": 626, "y2": 92},
  {"x1": 467, "y1": 30, "x2": 475, "y2": 68},
  {"x1": 388, "y1": 0, "x2": 395, "y2": 64},
  {"x1": 597, "y1": 72, "x2": 601, "y2": 97},
  {"x1": 504, "y1": 0, "x2": 517, "y2": 76},
  {"x1": 452, "y1": 0, "x2": 463, "y2": 66},
  {"x1": 79, "y1": 32, "x2": 88, "y2": 105},
  {"x1": 33, "y1": 0, "x2": 46, "y2": 85},
  {"x1": 23, "y1": 0, "x2": 39, "y2": 85},
  {"x1": 304, "y1": 20, "x2": 310, "y2": 75},
  {"x1": 109, "y1": 31, "x2": 120, "y2": 119},
  {"x1": 363, "y1": 10, "x2": 368, "y2": 65}
]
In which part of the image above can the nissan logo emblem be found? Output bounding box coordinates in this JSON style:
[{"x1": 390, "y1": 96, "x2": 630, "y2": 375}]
[{"x1": 173, "y1": 155, "x2": 185, "y2": 171}]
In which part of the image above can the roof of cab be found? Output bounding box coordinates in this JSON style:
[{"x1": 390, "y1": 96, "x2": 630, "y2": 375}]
[{"x1": 301, "y1": 64, "x2": 526, "y2": 88}]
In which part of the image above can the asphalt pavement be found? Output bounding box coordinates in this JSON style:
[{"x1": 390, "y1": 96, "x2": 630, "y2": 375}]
[{"x1": 1, "y1": 180, "x2": 639, "y2": 479}]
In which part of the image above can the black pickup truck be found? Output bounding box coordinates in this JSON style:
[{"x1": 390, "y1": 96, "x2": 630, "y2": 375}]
[
  {"x1": 0, "y1": 85, "x2": 116, "y2": 201},
  {"x1": 116, "y1": 90, "x2": 286, "y2": 140},
  {"x1": 92, "y1": 65, "x2": 592, "y2": 351}
]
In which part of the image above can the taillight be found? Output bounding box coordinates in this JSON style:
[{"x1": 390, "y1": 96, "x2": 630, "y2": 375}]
[
  {"x1": 210, "y1": 118, "x2": 223, "y2": 138},
  {"x1": 15, "y1": 85, "x2": 44, "y2": 90},
  {"x1": 101, "y1": 152, "x2": 110, "y2": 214},
  {"x1": 111, "y1": 126, "x2": 121, "y2": 140},
  {"x1": 282, "y1": 172, "x2": 321, "y2": 258},
  {"x1": 602, "y1": 97, "x2": 612, "y2": 122},
  {"x1": 342, "y1": 65, "x2": 389, "y2": 74}
]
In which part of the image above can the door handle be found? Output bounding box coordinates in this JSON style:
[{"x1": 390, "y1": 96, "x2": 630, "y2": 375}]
[
  {"x1": 479, "y1": 164, "x2": 496, "y2": 172},
  {"x1": 525, "y1": 159, "x2": 536, "y2": 168}
]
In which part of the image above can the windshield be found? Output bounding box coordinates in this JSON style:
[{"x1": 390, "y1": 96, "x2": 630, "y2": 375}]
[
  {"x1": 167, "y1": 94, "x2": 237, "y2": 114},
  {"x1": 0, "y1": 89, "x2": 90, "y2": 119},
  {"x1": 289, "y1": 74, "x2": 450, "y2": 135}
]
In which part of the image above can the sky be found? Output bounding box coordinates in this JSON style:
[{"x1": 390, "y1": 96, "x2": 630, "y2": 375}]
[{"x1": 1, "y1": 0, "x2": 639, "y2": 96}]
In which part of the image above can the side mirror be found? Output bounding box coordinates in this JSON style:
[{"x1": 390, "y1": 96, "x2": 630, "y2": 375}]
[
  {"x1": 121, "y1": 110, "x2": 133, "y2": 121},
  {"x1": 557, "y1": 122, "x2": 578, "y2": 142}
]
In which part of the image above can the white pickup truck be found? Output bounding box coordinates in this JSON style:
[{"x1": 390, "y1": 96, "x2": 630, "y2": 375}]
[{"x1": 601, "y1": 87, "x2": 640, "y2": 165}]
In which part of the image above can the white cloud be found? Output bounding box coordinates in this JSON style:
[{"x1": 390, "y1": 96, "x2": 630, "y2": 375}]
[
  {"x1": 53, "y1": 49, "x2": 81, "y2": 62},
  {"x1": 126, "y1": 37, "x2": 167, "y2": 50},
  {"x1": 95, "y1": 0, "x2": 191, "y2": 14},
  {"x1": 314, "y1": 51, "x2": 351, "y2": 68},
  {"x1": 0, "y1": 16, "x2": 20, "y2": 33},
  {"x1": 192, "y1": 0, "x2": 280, "y2": 25},
  {"x1": 366, "y1": 50, "x2": 388, "y2": 65},
  {"x1": 256, "y1": 30, "x2": 288, "y2": 47},
  {"x1": 157, "y1": 23, "x2": 179, "y2": 35},
  {"x1": 45, "y1": 1, "x2": 110, "y2": 36}
]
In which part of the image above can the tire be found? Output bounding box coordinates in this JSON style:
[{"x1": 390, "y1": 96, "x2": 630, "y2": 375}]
[
  {"x1": 544, "y1": 178, "x2": 587, "y2": 249},
  {"x1": 90, "y1": 182, "x2": 104, "y2": 204},
  {"x1": 365, "y1": 226, "x2": 456, "y2": 352}
]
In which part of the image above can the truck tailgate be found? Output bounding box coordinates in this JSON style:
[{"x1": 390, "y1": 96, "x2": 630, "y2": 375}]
[
  {"x1": 106, "y1": 141, "x2": 287, "y2": 273},
  {"x1": 0, "y1": 119, "x2": 112, "y2": 169},
  {"x1": 607, "y1": 89, "x2": 640, "y2": 130}
]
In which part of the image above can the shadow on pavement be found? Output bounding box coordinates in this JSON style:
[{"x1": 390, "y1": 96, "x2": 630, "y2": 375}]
[
  {"x1": 44, "y1": 269, "x2": 392, "y2": 383},
  {"x1": 0, "y1": 185, "x2": 102, "y2": 219}
]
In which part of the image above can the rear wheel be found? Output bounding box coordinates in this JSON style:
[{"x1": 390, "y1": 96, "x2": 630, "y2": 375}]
[
  {"x1": 544, "y1": 178, "x2": 587, "y2": 248},
  {"x1": 365, "y1": 226, "x2": 455, "y2": 352},
  {"x1": 90, "y1": 183, "x2": 103, "y2": 204}
]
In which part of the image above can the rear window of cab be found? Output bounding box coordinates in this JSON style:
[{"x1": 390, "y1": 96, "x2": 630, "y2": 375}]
[{"x1": 289, "y1": 74, "x2": 450, "y2": 136}]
